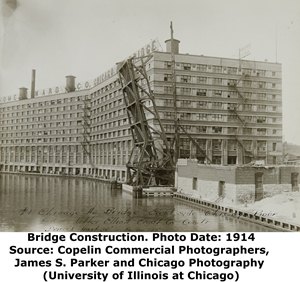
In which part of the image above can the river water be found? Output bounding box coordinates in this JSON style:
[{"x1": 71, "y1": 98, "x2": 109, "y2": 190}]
[{"x1": 0, "y1": 174, "x2": 274, "y2": 232}]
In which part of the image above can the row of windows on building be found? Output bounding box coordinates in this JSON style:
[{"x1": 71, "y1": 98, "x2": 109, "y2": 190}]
[
  {"x1": 92, "y1": 99, "x2": 123, "y2": 114},
  {"x1": 0, "y1": 128, "x2": 130, "y2": 144},
  {"x1": 0, "y1": 120, "x2": 84, "y2": 132},
  {"x1": 0, "y1": 96, "x2": 83, "y2": 112},
  {"x1": 163, "y1": 75, "x2": 279, "y2": 89},
  {"x1": 91, "y1": 109, "x2": 126, "y2": 123},
  {"x1": 0, "y1": 121, "x2": 280, "y2": 140},
  {"x1": 177, "y1": 138, "x2": 269, "y2": 153},
  {"x1": 0, "y1": 110, "x2": 128, "y2": 127},
  {"x1": 0, "y1": 115, "x2": 128, "y2": 132},
  {"x1": 162, "y1": 86, "x2": 280, "y2": 100},
  {"x1": 162, "y1": 99, "x2": 279, "y2": 112},
  {"x1": 0, "y1": 105, "x2": 83, "y2": 119},
  {"x1": 0, "y1": 113, "x2": 83, "y2": 125},
  {"x1": 0, "y1": 78, "x2": 121, "y2": 115},
  {"x1": 0, "y1": 138, "x2": 272, "y2": 156},
  {"x1": 92, "y1": 89, "x2": 123, "y2": 106},
  {"x1": 163, "y1": 61, "x2": 278, "y2": 77},
  {"x1": 1, "y1": 137, "x2": 80, "y2": 144},
  {"x1": 91, "y1": 119, "x2": 128, "y2": 132},
  {"x1": 1, "y1": 128, "x2": 80, "y2": 137},
  {"x1": 0, "y1": 140, "x2": 132, "y2": 152},
  {"x1": 163, "y1": 124, "x2": 279, "y2": 136},
  {"x1": 0, "y1": 152, "x2": 131, "y2": 167},
  {"x1": 162, "y1": 112, "x2": 281, "y2": 123},
  {"x1": 90, "y1": 80, "x2": 121, "y2": 99}
]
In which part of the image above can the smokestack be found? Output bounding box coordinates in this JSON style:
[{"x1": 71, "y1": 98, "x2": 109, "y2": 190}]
[
  {"x1": 31, "y1": 69, "x2": 36, "y2": 98},
  {"x1": 19, "y1": 87, "x2": 28, "y2": 100},
  {"x1": 65, "y1": 75, "x2": 76, "y2": 92},
  {"x1": 165, "y1": 38, "x2": 180, "y2": 54}
]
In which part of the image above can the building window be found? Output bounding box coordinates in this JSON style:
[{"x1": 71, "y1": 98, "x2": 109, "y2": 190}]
[
  {"x1": 164, "y1": 61, "x2": 172, "y2": 69},
  {"x1": 183, "y1": 63, "x2": 191, "y2": 70},
  {"x1": 227, "y1": 67, "x2": 237, "y2": 74},
  {"x1": 197, "y1": 64, "x2": 207, "y2": 72},
  {"x1": 197, "y1": 126, "x2": 206, "y2": 133},
  {"x1": 197, "y1": 76, "x2": 207, "y2": 84},
  {"x1": 243, "y1": 80, "x2": 252, "y2": 87},
  {"x1": 164, "y1": 74, "x2": 172, "y2": 81},
  {"x1": 242, "y1": 68, "x2": 252, "y2": 75},
  {"x1": 212, "y1": 102, "x2": 222, "y2": 109},
  {"x1": 181, "y1": 100, "x2": 192, "y2": 107},
  {"x1": 211, "y1": 114, "x2": 223, "y2": 121},
  {"x1": 196, "y1": 89, "x2": 207, "y2": 96},
  {"x1": 227, "y1": 91, "x2": 238, "y2": 98},
  {"x1": 228, "y1": 127, "x2": 237, "y2": 134},
  {"x1": 192, "y1": 177, "x2": 198, "y2": 190},
  {"x1": 164, "y1": 99, "x2": 173, "y2": 107},
  {"x1": 165, "y1": 112, "x2": 174, "y2": 119},
  {"x1": 212, "y1": 126, "x2": 222, "y2": 133},
  {"x1": 243, "y1": 128, "x2": 252, "y2": 135},
  {"x1": 257, "y1": 141, "x2": 266, "y2": 151},
  {"x1": 257, "y1": 93, "x2": 266, "y2": 100},
  {"x1": 218, "y1": 181, "x2": 225, "y2": 197},
  {"x1": 213, "y1": 90, "x2": 222, "y2": 97},
  {"x1": 180, "y1": 75, "x2": 191, "y2": 83},
  {"x1": 291, "y1": 173, "x2": 299, "y2": 192},
  {"x1": 213, "y1": 78, "x2": 222, "y2": 85},
  {"x1": 198, "y1": 101, "x2": 207, "y2": 108},
  {"x1": 164, "y1": 86, "x2": 172, "y2": 93},
  {"x1": 212, "y1": 66, "x2": 222, "y2": 73},
  {"x1": 255, "y1": 172, "x2": 264, "y2": 201},
  {"x1": 180, "y1": 88, "x2": 191, "y2": 95},
  {"x1": 257, "y1": 128, "x2": 266, "y2": 135},
  {"x1": 197, "y1": 113, "x2": 207, "y2": 120},
  {"x1": 243, "y1": 104, "x2": 252, "y2": 111}
]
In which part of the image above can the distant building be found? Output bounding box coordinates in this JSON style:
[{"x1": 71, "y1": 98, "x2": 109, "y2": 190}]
[
  {"x1": 0, "y1": 37, "x2": 283, "y2": 180},
  {"x1": 283, "y1": 142, "x2": 300, "y2": 165}
]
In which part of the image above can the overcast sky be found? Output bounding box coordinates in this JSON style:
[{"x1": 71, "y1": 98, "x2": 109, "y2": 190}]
[{"x1": 0, "y1": 0, "x2": 300, "y2": 144}]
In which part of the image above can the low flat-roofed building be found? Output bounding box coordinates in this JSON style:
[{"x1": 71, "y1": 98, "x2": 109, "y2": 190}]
[{"x1": 176, "y1": 159, "x2": 300, "y2": 204}]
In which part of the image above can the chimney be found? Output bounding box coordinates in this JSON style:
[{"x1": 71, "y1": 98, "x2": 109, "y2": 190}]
[
  {"x1": 31, "y1": 69, "x2": 36, "y2": 98},
  {"x1": 165, "y1": 38, "x2": 180, "y2": 54},
  {"x1": 65, "y1": 75, "x2": 76, "y2": 92},
  {"x1": 19, "y1": 87, "x2": 28, "y2": 100}
]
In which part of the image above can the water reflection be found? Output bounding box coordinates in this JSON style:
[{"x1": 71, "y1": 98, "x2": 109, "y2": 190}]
[{"x1": 0, "y1": 174, "x2": 274, "y2": 232}]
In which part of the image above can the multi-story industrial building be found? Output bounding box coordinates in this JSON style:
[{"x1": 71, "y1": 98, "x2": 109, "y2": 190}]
[{"x1": 0, "y1": 38, "x2": 283, "y2": 181}]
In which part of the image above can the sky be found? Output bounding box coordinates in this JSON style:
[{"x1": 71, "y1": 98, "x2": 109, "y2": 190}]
[{"x1": 0, "y1": 0, "x2": 300, "y2": 144}]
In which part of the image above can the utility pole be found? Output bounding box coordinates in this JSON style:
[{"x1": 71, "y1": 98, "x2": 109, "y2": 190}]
[{"x1": 170, "y1": 21, "x2": 179, "y2": 164}]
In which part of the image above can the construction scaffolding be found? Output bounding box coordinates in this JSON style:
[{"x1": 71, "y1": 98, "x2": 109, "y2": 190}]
[
  {"x1": 227, "y1": 71, "x2": 254, "y2": 164},
  {"x1": 118, "y1": 56, "x2": 174, "y2": 187}
]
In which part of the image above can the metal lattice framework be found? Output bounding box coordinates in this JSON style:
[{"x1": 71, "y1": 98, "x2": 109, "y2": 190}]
[
  {"x1": 227, "y1": 72, "x2": 254, "y2": 162},
  {"x1": 177, "y1": 120, "x2": 212, "y2": 164},
  {"x1": 118, "y1": 56, "x2": 174, "y2": 187}
]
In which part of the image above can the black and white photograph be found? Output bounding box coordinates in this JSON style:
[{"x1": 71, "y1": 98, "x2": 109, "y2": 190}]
[{"x1": 0, "y1": 0, "x2": 300, "y2": 233}]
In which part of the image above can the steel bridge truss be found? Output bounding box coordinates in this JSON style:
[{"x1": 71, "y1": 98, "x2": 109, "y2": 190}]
[{"x1": 118, "y1": 56, "x2": 174, "y2": 187}]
